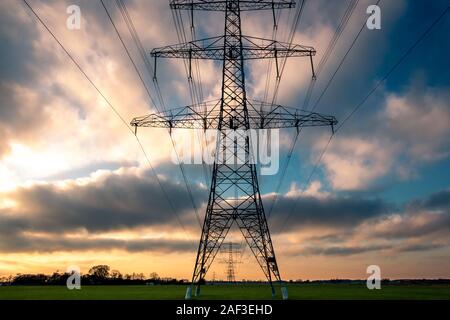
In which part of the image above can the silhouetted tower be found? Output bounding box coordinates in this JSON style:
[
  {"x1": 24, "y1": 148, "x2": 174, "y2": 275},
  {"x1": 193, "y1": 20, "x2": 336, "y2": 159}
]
[
  {"x1": 131, "y1": 0, "x2": 337, "y2": 299},
  {"x1": 219, "y1": 242, "x2": 241, "y2": 283}
]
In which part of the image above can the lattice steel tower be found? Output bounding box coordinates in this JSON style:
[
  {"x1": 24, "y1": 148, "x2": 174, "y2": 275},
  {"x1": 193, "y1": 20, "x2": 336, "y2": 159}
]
[
  {"x1": 219, "y1": 242, "x2": 241, "y2": 283},
  {"x1": 131, "y1": 0, "x2": 337, "y2": 299}
]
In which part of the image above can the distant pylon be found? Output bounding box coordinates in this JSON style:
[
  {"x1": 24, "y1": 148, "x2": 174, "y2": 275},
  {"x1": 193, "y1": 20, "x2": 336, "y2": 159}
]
[{"x1": 219, "y1": 242, "x2": 241, "y2": 283}]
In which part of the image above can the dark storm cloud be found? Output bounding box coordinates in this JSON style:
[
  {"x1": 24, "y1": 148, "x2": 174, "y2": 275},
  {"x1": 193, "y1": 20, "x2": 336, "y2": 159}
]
[
  {"x1": 397, "y1": 243, "x2": 447, "y2": 253},
  {"x1": 0, "y1": 1, "x2": 40, "y2": 83},
  {"x1": 299, "y1": 241, "x2": 448, "y2": 256},
  {"x1": 369, "y1": 190, "x2": 450, "y2": 240},
  {"x1": 423, "y1": 189, "x2": 450, "y2": 210},
  {"x1": 0, "y1": 233, "x2": 195, "y2": 254},
  {"x1": 268, "y1": 194, "x2": 390, "y2": 231},
  {"x1": 274, "y1": 189, "x2": 450, "y2": 256},
  {"x1": 0, "y1": 167, "x2": 391, "y2": 253},
  {"x1": 1, "y1": 167, "x2": 449, "y2": 254},
  {"x1": 369, "y1": 212, "x2": 450, "y2": 240},
  {"x1": 301, "y1": 244, "x2": 392, "y2": 256},
  {"x1": 0, "y1": 168, "x2": 204, "y2": 252},
  {"x1": 2, "y1": 170, "x2": 205, "y2": 235}
]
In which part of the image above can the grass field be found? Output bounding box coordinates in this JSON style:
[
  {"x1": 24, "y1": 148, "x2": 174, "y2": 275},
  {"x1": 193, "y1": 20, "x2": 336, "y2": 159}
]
[{"x1": 1, "y1": 283, "x2": 450, "y2": 300}]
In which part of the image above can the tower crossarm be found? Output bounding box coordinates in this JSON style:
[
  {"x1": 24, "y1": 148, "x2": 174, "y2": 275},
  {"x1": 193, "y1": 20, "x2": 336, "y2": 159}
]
[
  {"x1": 130, "y1": 99, "x2": 337, "y2": 131},
  {"x1": 170, "y1": 0, "x2": 296, "y2": 11},
  {"x1": 151, "y1": 35, "x2": 315, "y2": 60},
  {"x1": 248, "y1": 100, "x2": 337, "y2": 130},
  {"x1": 130, "y1": 100, "x2": 222, "y2": 130}
]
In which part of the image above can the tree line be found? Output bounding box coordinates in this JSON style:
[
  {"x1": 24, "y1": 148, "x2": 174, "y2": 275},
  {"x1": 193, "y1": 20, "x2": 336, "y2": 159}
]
[{"x1": 0, "y1": 265, "x2": 187, "y2": 286}]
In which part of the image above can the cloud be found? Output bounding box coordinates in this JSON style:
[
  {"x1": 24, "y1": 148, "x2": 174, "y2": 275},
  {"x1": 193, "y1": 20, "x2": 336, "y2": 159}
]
[
  {"x1": 361, "y1": 211, "x2": 450, "y2": 240},
  {"x1": 316, "y1": 83, "x2": 450, "y2": 191},
  {"x1": 0, "y1": 83, "x2": 51, "y2": 156},
  {"x1": 0, "y1": 0, "x2": 181, "y2": 191},
  {"x1": 319, "y1": 136, "x2": 397, "y2": 190},
  {"x1": 423, "y1": 189, "x2": 450, "y2": 210},
  {"x1": 276, "y1": 188, "x2": 450, "y2": 257},
  {"x1": 286, "y1": 180, "x2": 329, "y2": 199},
  {"x1": 0, "y1": 233, "x2": 195, "y2": 254},
  {"x1": 0, "y1": 167, "x2": 204, "y2": 235},
  {"x1": 0, "y1": 166, "x2": 392, "y2": 254},
  {"x1": 382, "y1": 86, "x2": 450, "y2": 162},
  {"x1": 267, "y1": 190, "x2": 390, "y2": 231},
  {"x1": 0, "y1": 166, "x2": 205, "y2": 253},
  {"x1": 0, "y1": 162, "x2": 448, "y2": 260},
  {"x1": 0, "y1": 0, "x2": 55, "y2": 157},
  {"x1": 360, "y1": 189, "x2": 450, "y2": 240},
  {"x1": 301, "y1": 244, "x2": 392, "y2": 256}
]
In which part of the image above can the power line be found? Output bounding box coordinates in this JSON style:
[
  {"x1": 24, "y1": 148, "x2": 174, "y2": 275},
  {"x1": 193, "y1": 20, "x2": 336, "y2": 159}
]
[
  {"x1": 99, "y1": 0, "x2": 159, "y2": 111},
  {"x1": 263, "y1": 0, "x2": 306, "y2": 220},
  {"x1": 21, "y1": 0, "x2": 193, "y2": 239},
  {"x1": 170, "y1": 6, "x2": 211, "y2": 186},
  {"x1": 303, "y1": 0, "x2": 359, "y2": 109},
  {"x1": 100, "y1": 0, "x2": 203, "y2": 229},
  {"x1": 267, "y1": 0, "x2": 359, "y2": 220},
  {"x1": 171, "y1": 4, "x2": 211, "y2": 210},
  {"x1": 266, "y1": 129, "x2": 299, "y2": 220},
  {"x1": 183, "y1": 6, "x2": 211, "y2": 184},
  {"x1": 337, "y1": 5, "x2": 450, "y2": 131},
  {"x1": 261, "y1": 8, "x2": 284, "y2": 103},
  {"x1": 115, "y1": 0, "x2": 166, "y2": 111},
  {"x1": 310, "y1": 0, "x2": 382, "y2": 112},
  {"x1": 277, "y1": 4, "x2": 450, "y2": 235},
  {"x1": 270, "y1": 0, "x2": 307, "y2": 104},
  {"x1": 113, "y1": 1, "x2": 206, "y2": 228},
  {"x1": 270, "y1": 0, "x2": 377, "y2": 224}
]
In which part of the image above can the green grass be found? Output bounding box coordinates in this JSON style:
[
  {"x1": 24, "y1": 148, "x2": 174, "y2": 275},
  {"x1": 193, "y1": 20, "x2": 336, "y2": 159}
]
[{"x1": 1, "y1": 283, "x2": 449, "y2": 300}]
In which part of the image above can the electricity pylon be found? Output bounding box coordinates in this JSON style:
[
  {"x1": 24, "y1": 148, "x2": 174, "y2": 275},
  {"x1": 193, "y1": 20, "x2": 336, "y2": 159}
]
[
  {"x1": 131, "y1": 0, "x2": 337, "y2": 300},
  {"x1": 219, "y1": 242, "x2": 241, "y2": 283}
]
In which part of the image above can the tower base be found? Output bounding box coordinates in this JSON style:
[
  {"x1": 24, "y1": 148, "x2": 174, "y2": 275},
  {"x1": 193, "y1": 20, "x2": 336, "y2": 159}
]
[
  {"x1": 185, "y1": 286, "x2": 192, "y2": 300},
  {"x1": 281, "y1": 286, "x2": 289, "y2": 300}
]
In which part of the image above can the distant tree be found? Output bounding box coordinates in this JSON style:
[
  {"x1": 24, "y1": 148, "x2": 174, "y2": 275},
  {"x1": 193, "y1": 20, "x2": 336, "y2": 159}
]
[
  {"x1": 88, "y1": 265, "x2": 110, "y2": 279},
  {"x1": 13, "y1": 273, "x2": 49, "y2": 285},
  {"x1": 110, "y1": 270, "x2": 123, "y2": 280},
  {"x1": 136, "y1": 273, "x2": 145, "y2": 280},
  {"x1": 149, "y1": 272, "x2": 159, "y2": 280}
]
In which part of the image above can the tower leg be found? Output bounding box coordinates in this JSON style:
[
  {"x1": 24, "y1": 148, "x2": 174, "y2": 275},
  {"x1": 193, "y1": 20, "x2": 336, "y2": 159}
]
[
  {"x1": 190, "y1": 189, "x2": 234, "y2": 296},
  {"x1": 271, "y1": 284, "x2": 276, "y2": 297},
  {"x1": 237, "y1": 195, "x2": 284, "y2": 294}
]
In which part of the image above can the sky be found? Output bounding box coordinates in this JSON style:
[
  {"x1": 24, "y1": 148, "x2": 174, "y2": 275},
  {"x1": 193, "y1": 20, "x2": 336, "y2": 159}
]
[{"x1": 0, "y1": 0, "x2": 449, "y2": 281}]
